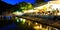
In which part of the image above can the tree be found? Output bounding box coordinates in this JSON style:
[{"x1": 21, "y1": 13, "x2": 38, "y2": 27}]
[
  {"x1": 15, "y1": 2, "x2": 33, "y2": 12},
  {"x1": 36, "y1": 0, "x2": 44, "y2": 4}
]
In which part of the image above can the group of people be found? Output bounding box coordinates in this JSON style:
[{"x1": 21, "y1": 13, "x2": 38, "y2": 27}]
[{"x1": 33, "y1": 8, "x2": 60, "y2": 16}]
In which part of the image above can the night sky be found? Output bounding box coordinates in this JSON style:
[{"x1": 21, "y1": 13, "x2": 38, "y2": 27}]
[
  {"x1": 2, "y1": 0, "x2": 50, "y2": 5},
  {"x1": 2, "y1": 0, "x2": 36, "y2": 5}
]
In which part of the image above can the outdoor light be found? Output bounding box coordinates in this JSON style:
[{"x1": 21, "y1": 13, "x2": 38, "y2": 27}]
[
  {"x1": 28, "y1": 22, "x2": 31, "y2": 26},
  {"x1": 22, "y1": 19, "x2": 26, "y2": 23},
  {"x1": 20, "y1": 18, "x2": 23, "y2": 21},
  {"x1": 33, "y1": 24, "x2": 42, "y2": 30},
  {"x1": 21, "y1": 19, "x2": 26, "y2": 24},
  {"x1": 16, "y1": 11, "x2": 23, "y2": 15},
  {"x1": 35, "y1": 22, "x2": 38, "y2": 25},
  {"x1": 19, "y1": 18, "x2": 26, "y2": 24},
  {"x1": 23, "y1": 9, "x2": 34, "y2": 13},
  {"x1": 29, "y1": 10, "x2": 34, "y2": 12},
  {"x1": 17, "y1": 19, "x2": 19, "y2": 22},
  {"x1": 13, "y1": 11, "x2": 23, "y2": 15},
  {"x1": 15, "y1": 17, "x2": 19, "y2": 22},
  {"x1": 39, "y1": 24, "x2": 42, "y2": 29},
  {"x1": 33, "y1": 26, "x2": 40, "y2": 29}
]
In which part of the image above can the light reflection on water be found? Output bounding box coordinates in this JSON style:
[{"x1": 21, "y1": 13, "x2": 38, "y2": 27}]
[
  {"x1": 16, "y1": 18, "x2": 59, "y2": 30},
  {"x1": 0, "y1": 17, "x2": 59, "y2": 30}
]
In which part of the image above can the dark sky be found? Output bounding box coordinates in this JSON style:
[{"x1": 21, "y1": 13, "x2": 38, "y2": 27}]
[
  {"x1": 2, "y1": 0, "x2": 50, "y2": 5},
  {"x1": 2, "y1": 0, "x2": 36, "y2": 5}
]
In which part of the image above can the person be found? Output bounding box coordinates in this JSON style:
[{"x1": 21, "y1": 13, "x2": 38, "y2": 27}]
[
  {"x1": 57, "y1": 8, "x2": 59, "y2": 12},
  {"x1": 55, "y1": 8, "x2": 59, "y2": 15}
]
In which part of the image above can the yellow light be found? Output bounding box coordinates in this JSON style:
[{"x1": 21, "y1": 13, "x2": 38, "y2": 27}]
[
  {"x1": 39, "y1": 24, "x2": 42, "y2": 29},
  {"x1": 33, "y1": 26, "x2": 40, "y2": 29},
  {"x1": 19, "y1": 18, "x2": 26, "y2": 22},
  {"x1": 19, "y1": 18, "x2": 26, "y2": 24},
  {"x1": 27, "y1": 20, "x2": 31, "y2": 26},
  {"x1": 35, "y1": 22, "x2": 38, "y2": 25},
  {"x1": 23, "y1": 9, "x2": 34, "y2": 13},
  {"x1": 23, "y1": 19, "x2": 26, "y2": 23},
  {"x1": 33, "y1": 10, "x2": 39, "y2": 13},
  {"x1": 33, "y1": 25, "x2": 42, "y2": 30},
  {"x1": 28, "y1": 22, "x2": 31, "y2": 26}
]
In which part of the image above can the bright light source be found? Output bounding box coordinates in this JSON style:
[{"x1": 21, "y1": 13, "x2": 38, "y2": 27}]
[
  {"x1": 33, "y1": 26, "x2": 40, "y2": 29},
  {"x1": 29, "y1": 10, "x2": 34, "y2": 12},
  {"x1": 34, "y1": 10, "x2": 39, "y2": 12},
  {"x1": 33, "y1": 25, "x2": 42, "y2": 30},
  {"x1": 51, "y1": 4, "x2": 60, "y2": 10},
  {"x1": 34, "y1": 26, "x2": 39, "y2": 29},
  {"x1": 20, "y1": 18, "x2": 23, "y2": 21},
  {"x1": 35, "y1": 22, "x2": 38, "y2": 25},
  {"x1": 39, "y1": 24, "x2": 42, "y2": 29},
  {"x1": 19, "y1": 18, "x2": 26, "y2": 24},
  {"x1": 17, "y1": 19, "x2": 19, "y2": 22},
  {"x1": 13, "y1": 11, "x2": 23, "y2": 15},
  {"x1": 23, "y1": 9, "x2": 34, "y2": 13},
  {"x1": 22, "y1": 19, "x2": 26, "y2": 23}
]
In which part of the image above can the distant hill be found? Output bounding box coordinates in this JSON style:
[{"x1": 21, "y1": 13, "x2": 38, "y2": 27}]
[
  {"x1": 0, "y1": 1, "x2": 14, "y2": 11},
  {"x1": 0, "y1": 1, "x2": 15, "y2": 15}
]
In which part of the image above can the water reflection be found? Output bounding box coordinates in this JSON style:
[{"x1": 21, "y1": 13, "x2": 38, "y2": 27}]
[{"x1": 15, "y1": 17, "x2": 59, "y2": 30}]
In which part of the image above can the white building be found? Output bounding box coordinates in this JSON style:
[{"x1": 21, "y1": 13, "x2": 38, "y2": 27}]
[{"x1": 48, "y1": 0, "x2": 60, "y2": 11}]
